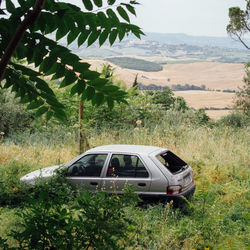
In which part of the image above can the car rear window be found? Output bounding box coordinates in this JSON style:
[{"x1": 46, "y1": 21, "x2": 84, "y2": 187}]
[{"x1": 157, "y1": 151, "x2": 187, "y2": 174}]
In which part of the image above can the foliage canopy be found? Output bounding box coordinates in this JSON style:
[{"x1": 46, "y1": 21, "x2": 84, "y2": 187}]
[
  {"x1": 0, "y1": 0, "x2": 143, "y2": 120},
  {"x1": 227, "y1": 0, "x2": 250, "y2": 50}
]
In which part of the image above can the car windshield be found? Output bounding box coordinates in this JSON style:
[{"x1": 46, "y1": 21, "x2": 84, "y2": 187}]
[{"x1": 157, "y1": 151, "x2": 187, "y2": 174}]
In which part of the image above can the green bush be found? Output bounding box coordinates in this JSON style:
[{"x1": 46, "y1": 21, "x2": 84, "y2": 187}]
[
  {"x1": 6, "y1": 186, "x2": 138, "y2": 249},
  {"x1": 218, "y1": 112, "x2": 249, "y2": 127},
  {"x1": 0, "y1": 90, "x2": 33, "y2": 136}
]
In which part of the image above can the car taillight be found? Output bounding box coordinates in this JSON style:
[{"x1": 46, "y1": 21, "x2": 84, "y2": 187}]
[{"x1": 167, "y1": 185, "x2": 182, "y2": 195}]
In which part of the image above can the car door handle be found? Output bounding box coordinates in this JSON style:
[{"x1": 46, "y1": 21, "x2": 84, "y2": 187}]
[
  {"x1": 90, "y1": 182, "x2": 98, "y2": 186},
  {"x1": 138, "y1": 183, "x2": 146, "y2": 187}
]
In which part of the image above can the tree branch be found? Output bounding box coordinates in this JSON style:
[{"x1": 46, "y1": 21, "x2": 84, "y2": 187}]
[
  {"x1": 236, "y1": 32, "x2": 250, "y2": 49},
  {"x1": 0, "y1": 0, "x2": 46, "y2": 81}
]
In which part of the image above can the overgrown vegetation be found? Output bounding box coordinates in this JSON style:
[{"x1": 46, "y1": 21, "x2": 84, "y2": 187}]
[
  {"x1": 0, "y1": 120, "x2": 249, "y2": 249},
  {"x1": 0, "y1": 67, "x2": 249, "y2": 249}
]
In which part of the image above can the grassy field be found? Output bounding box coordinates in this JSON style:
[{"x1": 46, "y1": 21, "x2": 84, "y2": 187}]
[{"x1": 0, "y1": 124, "x2": 249, "y2": 249}]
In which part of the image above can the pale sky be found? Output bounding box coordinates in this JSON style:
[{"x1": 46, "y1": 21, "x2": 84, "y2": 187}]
[
  {"x1": 68, "y1": 0, "x2": 248, "y2": 37},
  {"x1": 131, "y1": 0, "x2": 247, "y2": 37}
]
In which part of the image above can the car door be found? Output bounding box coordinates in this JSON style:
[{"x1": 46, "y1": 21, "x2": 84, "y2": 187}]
[
  {"x1": 66, "y1": 153, "x2": 108, "y2": 192},
  {"x1": 101, "y1": 154, "x2": 151, "y2": 195}
]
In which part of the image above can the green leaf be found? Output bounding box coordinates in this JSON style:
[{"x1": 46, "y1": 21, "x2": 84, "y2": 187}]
[
  {"x1": 108, "y1": 0, "x2": 116, "y2": 5},
  {"x1": 81, "y1": 90, "x2": 87, "y2": 101},
  {"x1": 42, "y1": 95, "x2": 64, "y2": 108},
  {"x1": 77, "y1": 80, "x2": 86, "y2": 94},
  {"x1": 101, "y1": 85, "x2": 119, "y2": 94},
  {"x1": 6, "y1": 0, "x2": 16, "y2": 13},
  {"x1": 60, "y1": 70, "x2": 77, "y2": 88},
  {"x1": 33, "y1": 49, "x2": 45, "y2": 68},
  {"x1": 73, "y1": 62, "x2": 90, "y2": 73},
  {"x1": 99, "y1": 29, "x2": 109, "y2": 46},
  {"x1": 93, "y1": 0, "x2": 102, "y2": 7},
  {"x1": 43, "y1": 13, "x2": 57, "y2": 34},
  {"x1": 80, "y1": 70, "x2": 100, "y2": 80},
  {"x1": 122, "y1": 4, "x2": 136, "y2": 16},
  {"x1": 86, "y1": 86, "x2": 95, "y2": 100},
  {"x1": 87, "y1": 30, "x2": 101, "y2": 47},
  {"x1": 70, "y1": 84, "x2": 79, "y2": 96},
  {"x1": 44, "y1": 62, "x2": 57, "y2": 76},
  {"x1": 64, "y1": 14, "x2": 75, "y2": 31},
  {"x1": 118, "y1": 25, "x2": 126, "y2": 41},
  {"x1": 117, "y1": 6, "x2": 130, "y2": 22},
  {"x1": 46, "y1": 111, "x2": 53, "y2": 121},
  {"x1": 36, "y1": 79, "x2": 55, "y2": 96},
  {"x1": 67, "y1": 28, "x2": 80, "y2": 45},
  {"x1": 94, "y1": 92, "x2": 104, "y2": 106},
  {"x1": 27, "y1": 99, "x2": 44, "y2": 110},
  {"x1": 129, "y1": 24, "x2": 145, "y2": 39},
  {"x1": 52, "y1": 63, "x2": 66, "y2": 80},
  {"x1": 107, "y1": 97, "x2": 114, "y2": 109},
  {"x1": 60, "y1": 53, "x2": 79, "y2": 66},
  {"x1": 56, "y1": 23, "x2": 69, "y2": 41},
  {"x1": 54, "y1": 111, "x2": 66, "y2": 122},
  {"x1": 82, "y1": 0, "x2": 93, "y2": 11},
  {"x1": 11, "y1": 63, "x2": 41, "y2": 77},
  {"x1": 84, "y1": 13, "x2": 97, "y2": 29},
  {"x1": 35, "y1": 106, "x2": 49, "y2": 118},
  {"x1": 78, "y1": 29, "x2": 91, "y2": 47},
  {"x1": 41, "y1": 55, "x2": 57, "y2": 74},
  {"x1": 107, "y1": 9, "x2": 120, "y2": 24},
  {"x1": 97, "y1": 12, "x2": 112, "y2": 30},
  {"x1": 88, "y1": 78, "x2": 107, "y2": 88},
  {"x1": 19, "y1": 95, "x2": 31, "y2": 104},
  {"x1": 75, "y1": 13, "x2": 86, "y2": 27},
  {"x1": 109, "y1": 29, "x2": 118, "y2": 45}
]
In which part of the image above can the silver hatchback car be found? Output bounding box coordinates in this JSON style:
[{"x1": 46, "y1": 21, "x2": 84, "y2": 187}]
[{"x1": 21, "y1": 145, "x2": 196, "y2": 203}]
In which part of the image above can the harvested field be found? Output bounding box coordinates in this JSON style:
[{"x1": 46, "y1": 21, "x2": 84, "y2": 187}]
[
  {"x1": 205, "y1": 110, "x2": 231, "y2": 120},
  {"x1": 88, "y1": 59, "x2": 245, "y2": 91},
  {"x1": 173, "y1": 90, "x2": 234, "y2": 109},
  {"x1": 87, "y1": 59, "x2": 243, "y2": 119}
]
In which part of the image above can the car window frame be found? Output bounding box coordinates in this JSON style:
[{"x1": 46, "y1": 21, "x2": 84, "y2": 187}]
[
  {"x1": 67, "y1": 153, "x2": 110, "y2": 178},
  {"x1": 104, "y1": 153, "x2": 151, "y2": 179}
]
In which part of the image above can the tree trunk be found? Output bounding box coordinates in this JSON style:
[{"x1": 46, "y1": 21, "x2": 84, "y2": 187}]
[
  {"x1": 78, "y1": 101, "x2": 90, "y2": 155},
  {"x1": 0, "y1": 0, "x2": 46, "y2": 81}
]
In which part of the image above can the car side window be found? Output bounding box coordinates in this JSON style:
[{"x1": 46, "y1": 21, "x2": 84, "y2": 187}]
[
  {"x1": 67, "y1": 154, "x2": 107, "y2": 177},
  {"x1": 106, "y1": 154, "x2": 149, "y2": 178}
]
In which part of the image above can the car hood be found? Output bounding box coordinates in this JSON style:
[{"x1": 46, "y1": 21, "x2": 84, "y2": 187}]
[{"x1": 20, "y1": 165, "x2": 61, "y2": 185}]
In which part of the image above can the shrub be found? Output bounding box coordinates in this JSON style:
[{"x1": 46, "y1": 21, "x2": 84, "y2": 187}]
[
  {"x1": 0, "y1": 89, "x2": 33, "y2": 136},
  {"x1": 218, "y1": 112, "x2": 249, "y2": 127},
  {"x1": 7, "y1": 186, "x2": 138, "y2": 249}
]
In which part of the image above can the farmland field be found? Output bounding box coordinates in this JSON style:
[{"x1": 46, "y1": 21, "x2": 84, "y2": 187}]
[{"x1": 88, "y1": 59, "x2": 244, "y2": 119}]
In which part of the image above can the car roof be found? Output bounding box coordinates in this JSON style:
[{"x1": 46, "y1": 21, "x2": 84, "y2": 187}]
[{"x1": 86, "y1": 144, "x2": 166, "y2": 155}]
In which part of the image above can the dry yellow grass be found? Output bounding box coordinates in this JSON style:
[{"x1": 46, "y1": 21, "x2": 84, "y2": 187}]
[
  {"x1": 173, "y1": 90, "x2": 236, "y2": 120},
  {"x1": 173, "y1": 90, "x2": 235, "y2": 109},
  {"x1": 205, "y1": 110, "x2": 232, "y2": 120}
]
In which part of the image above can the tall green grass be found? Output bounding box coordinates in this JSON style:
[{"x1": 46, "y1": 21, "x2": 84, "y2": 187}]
[{"x1": 0, "y1": 124, "x2": 249, "y2": 249}]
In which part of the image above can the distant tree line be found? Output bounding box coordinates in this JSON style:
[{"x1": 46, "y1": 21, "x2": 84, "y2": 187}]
[
  {"x1": 172, "y1": 84, "x2": 206, "y2": 91},
  {"x1": 107, "y1": 57, "x2": 163, "y2": 72},
  {"x1": 138, "y1": 83, "x2": 207, "y2": 91},
  {"x1": 138, "y1": 83, "x2": 170, "y2": 91}
]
